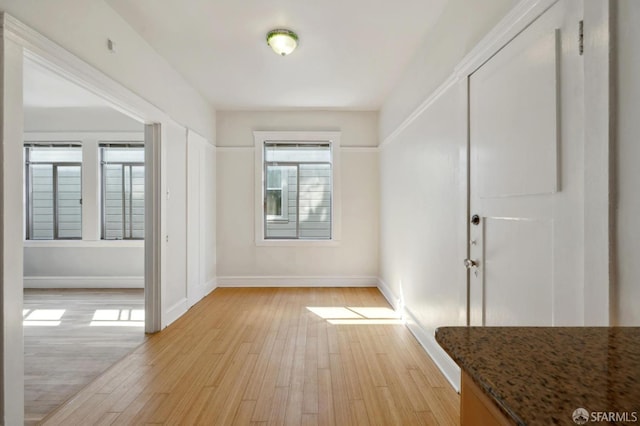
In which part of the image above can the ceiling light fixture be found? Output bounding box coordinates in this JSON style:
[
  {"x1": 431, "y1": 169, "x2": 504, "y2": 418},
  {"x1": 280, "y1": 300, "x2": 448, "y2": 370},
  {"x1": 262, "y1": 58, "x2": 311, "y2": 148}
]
[{"x1": 266, "y1": 29, "x2": 298, "y2": 56}]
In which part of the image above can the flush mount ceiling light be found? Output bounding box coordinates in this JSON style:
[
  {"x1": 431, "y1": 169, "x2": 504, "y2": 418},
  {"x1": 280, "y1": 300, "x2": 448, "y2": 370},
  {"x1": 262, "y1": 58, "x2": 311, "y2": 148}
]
[{"x1": 266, "y1": 29, "x2": 298, "y2": 56}]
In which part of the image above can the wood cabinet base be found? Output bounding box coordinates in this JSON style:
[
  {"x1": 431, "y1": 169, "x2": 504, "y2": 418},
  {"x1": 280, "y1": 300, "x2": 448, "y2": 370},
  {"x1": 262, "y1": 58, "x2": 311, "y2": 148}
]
[{"x1": 460, "y1": 371, "x2": 514, "y2": 426}]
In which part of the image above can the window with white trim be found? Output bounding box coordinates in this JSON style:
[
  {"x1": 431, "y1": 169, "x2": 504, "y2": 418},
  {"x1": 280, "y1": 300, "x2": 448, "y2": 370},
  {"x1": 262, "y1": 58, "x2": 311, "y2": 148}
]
[
  {"x1": 100, "y1": 144, "x2": 145, "y2": 240},
  {"x1": 254, "y1": 131, "x2": 340, "y2": 243},
  {"x1": 24, "y1": 144, "x2": 83, "y2": 240}
]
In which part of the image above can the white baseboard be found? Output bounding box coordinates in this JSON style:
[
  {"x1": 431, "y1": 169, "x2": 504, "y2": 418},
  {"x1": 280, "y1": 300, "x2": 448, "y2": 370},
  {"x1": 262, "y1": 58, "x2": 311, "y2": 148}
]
[
  {"x1": 24, "y1": 276, "x2": 144, "y2": 289},
  {"x1": 164, "y1": 297, "x2": 188, "y2": 328},
  {"x1": 376, "y1": 278, "x2": 402, "y2": 311},
  {"x1": 204, "y1": 277, "x2": 217, "y2": 294},
  {"x1": 216, "y1": 275, "x2": 378, "y2": 288},
  {"x1": 375, "y1": 278, "x2": 460, "y2": 391},
  {"x1": 403, "y1": 306, "x2": 461, "y2": 392}
]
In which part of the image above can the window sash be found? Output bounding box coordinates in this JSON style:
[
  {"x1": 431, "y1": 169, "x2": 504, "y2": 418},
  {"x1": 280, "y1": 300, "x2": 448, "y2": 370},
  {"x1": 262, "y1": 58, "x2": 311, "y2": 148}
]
[
  {"x1": 100, "y1": 145, "x2": 145, "y2": 240},
  {"x1": 101, "y1": 162, "x2": 144, "y2": 240},
  {"x1": 25, "y1": 162, "x2": 82, "y2": 240}
]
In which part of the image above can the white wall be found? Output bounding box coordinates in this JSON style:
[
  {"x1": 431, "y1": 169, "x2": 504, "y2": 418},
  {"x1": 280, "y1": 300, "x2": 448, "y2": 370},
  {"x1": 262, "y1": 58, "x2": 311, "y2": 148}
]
[
  {"x1": 380, "y1": 0, "x2": 516, "y2": 141},
  {"x1": 0, "y1": 0, "x2": 216, "y2": 140},
  {"x1": 24, "y1": 246, "x2": 143, "y2": 287},
  {"x1": 377, "y1": 0, "x2": 516, "y2": 387},
  {"x1": 379, "y1": 80, "x2": 468, "y2": 386},
  {"x1": 25, "y1": 106, "x2": 143, "y2": 132},
  {"x1": 616, "y1": 0, "x2": 640, "y2": 326},
  {"x1": 216, "y1": 111, "x2": 378, "y2": 285}
]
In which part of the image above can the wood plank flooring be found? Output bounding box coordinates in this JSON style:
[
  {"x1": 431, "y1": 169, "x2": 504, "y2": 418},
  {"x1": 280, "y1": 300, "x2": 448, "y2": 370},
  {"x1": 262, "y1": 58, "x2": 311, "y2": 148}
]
[
  {"x1": 41, "y1": 287, "x2": 460, "y2": 425},
  {"x1": 24, "y1": 289, "x2": 146, "y2": 425}
]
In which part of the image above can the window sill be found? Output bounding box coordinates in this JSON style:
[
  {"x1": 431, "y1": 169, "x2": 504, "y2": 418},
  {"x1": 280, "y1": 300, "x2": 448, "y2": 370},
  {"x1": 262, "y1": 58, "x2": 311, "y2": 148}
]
[
  {"x1": 23, "y1": 240, "x2": 144, "y2": 248},
  {"x1": 255, "y1": 239, "x2": 340, "y2": 247}
]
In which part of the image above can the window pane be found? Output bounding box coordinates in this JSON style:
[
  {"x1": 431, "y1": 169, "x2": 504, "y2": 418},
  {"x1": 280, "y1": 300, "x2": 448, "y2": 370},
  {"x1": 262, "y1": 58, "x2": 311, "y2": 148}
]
[
  {"x1": 266, "y1": 190, "x2": 282, "y2": 216},
  {"x1": 266, "y1": 168, "x2": 282, "y2": 188},
  {"x1": 265, "y1": 143, "x2": 330, "y2": 163},
  {"x1": 130, "y1": 166, "x2": 145, "y2": 239},
  {"x1": 25, "y1": 146, "x2": 83, "y2": 240},
  {"x1": 299, "y1": 163, "x2": 331, "y2": 239},
  {"x1": 104, "y1": 164, "x2": 124, "y2": 239},
  {"x1": 265, "y1": 165, "x2": 297, "y2": 239},
  {"x1": 29, "y1": 146, "x2": 81, "y2": 162},
  {"x1": 124, "y1": 165, "x2": 132, "y2": 237},
  {"x1": 101, "y1": 146, "x2": 144, "y2": 163},
  {"x1": 56, "y1": 166, "x2": 82, "y2": 239},
  {"x1": 102, "y1": 159, "x2": 145, "y2": 240},
  {"x1": 30, "y1": 164, "x2": 54, "y2": 240}
]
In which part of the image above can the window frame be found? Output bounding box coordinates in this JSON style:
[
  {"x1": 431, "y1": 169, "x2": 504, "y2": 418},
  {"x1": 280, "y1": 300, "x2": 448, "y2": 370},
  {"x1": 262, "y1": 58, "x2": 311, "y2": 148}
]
[
  {"x1": 24, "y1": 143, "x2": 83, "y2": 240},
  {"x1": 100, "y1": 143, "x2": 145, "y2": 240},
  {"x1": 254, "y1": 131, "x2": 341, "y2": 246}
]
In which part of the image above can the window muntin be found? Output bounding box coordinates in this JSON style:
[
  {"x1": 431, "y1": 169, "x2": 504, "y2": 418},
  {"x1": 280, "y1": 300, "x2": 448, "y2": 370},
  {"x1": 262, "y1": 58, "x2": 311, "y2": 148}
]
[
  {"x1": 25, "y1": 145, "x2": 82, "y2": 240},
  {"x1": 100, "y1": 145, "x2": 145, "y2": 240},
  {"x1": 263, "y1": 143, "x2": 332, "y2": 240}
]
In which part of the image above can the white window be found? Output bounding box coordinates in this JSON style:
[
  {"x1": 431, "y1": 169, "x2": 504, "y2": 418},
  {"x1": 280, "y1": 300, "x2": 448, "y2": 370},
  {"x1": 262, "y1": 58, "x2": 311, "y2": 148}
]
[
  {"x1": 254, "y1": 131, "x2": 341, "y2": 245},
  {"x1": 24, "y1": 144, "x2": 83, "y2": 240},
  {"x1": 100, "y1": 144, "x2": 145, "y2": 240}
]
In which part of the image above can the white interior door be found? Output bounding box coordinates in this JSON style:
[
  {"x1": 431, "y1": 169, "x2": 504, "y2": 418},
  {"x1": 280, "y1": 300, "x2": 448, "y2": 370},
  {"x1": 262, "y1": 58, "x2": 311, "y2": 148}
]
[{"x1": 469, "y1": 0, "x2": 584, "y2": 326}]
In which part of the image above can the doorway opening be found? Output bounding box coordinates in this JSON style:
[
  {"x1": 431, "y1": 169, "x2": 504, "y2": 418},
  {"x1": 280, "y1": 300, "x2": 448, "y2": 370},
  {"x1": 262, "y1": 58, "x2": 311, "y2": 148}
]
[{"x1": 22, "y1": 57, "x2": 148, "y2": 424}]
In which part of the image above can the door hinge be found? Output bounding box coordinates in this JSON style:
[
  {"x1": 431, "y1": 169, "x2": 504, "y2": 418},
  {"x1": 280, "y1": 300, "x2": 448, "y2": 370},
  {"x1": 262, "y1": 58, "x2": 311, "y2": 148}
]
[{"x1": 578, "y1": 20, "x2": 584, "y2": 56}]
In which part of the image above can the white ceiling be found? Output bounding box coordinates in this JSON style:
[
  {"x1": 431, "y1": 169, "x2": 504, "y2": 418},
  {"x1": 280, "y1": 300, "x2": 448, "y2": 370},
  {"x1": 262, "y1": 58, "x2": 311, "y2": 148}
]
[{"x1": 105, "y1": 0, "x2": 448, "y2": 110}]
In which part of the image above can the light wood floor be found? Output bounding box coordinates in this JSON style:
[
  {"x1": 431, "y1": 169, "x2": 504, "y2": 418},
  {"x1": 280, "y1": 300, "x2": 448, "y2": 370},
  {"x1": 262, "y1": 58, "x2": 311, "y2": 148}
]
[
  {"x1": 24, "y1": 289, "x2": 146, "y2": 425},
  {"x1": 41, "y1": 287, "x2": 460, "y2": 425}
]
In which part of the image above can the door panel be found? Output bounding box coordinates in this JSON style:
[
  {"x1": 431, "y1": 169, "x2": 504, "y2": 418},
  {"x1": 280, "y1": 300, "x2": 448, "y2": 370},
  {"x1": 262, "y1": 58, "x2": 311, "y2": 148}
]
[
  {"x1": 469, "y1": 0, "x2": 583, "y2": 326},
  {"x1": 165, "y1": 121, "x2": 188, "y2": 312},
  {"x1": 483, "y1": 218, "x2": 553, "y2": 325},
  {"x1": 474, "y1": 30, "x2": 559, "y2": 198},
  {"x1": 187, "y1": 134, "x2": 202, "y2": 307}
]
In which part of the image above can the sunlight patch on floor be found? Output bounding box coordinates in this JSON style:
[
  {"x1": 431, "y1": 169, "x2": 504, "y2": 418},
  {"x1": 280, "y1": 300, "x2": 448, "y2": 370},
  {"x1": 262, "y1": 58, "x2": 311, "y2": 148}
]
[
  {"x1": 306, "y1": 306, "x2": 403, "y2": 325},
  {"x1": 90, "y1": 309, "x2": 144, "y2": 327},
  {"x1": 23, "y1": 309, "x2": 65, "y2": 327}
]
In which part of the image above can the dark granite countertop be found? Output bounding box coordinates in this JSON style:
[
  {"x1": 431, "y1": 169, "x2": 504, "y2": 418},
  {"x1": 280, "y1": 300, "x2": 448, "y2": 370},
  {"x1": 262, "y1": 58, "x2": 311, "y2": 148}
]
[{"x1": 436, "y1": 327, "x2": 640, "y2": 425}]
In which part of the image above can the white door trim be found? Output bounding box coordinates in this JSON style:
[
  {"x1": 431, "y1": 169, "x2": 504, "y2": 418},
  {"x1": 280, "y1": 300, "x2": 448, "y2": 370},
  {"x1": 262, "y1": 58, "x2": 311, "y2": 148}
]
[
  {"x1": 583, "y1": 0, "x2": 615, "y2": 325},
  {"x1": 145, "y1": 123, "x2": 162, "y2": 333},
  {"x1": 0, "y1": 17, "x2": 26, "y2": 424}
]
